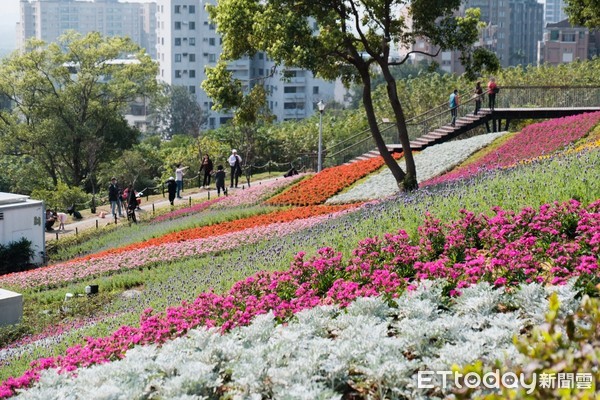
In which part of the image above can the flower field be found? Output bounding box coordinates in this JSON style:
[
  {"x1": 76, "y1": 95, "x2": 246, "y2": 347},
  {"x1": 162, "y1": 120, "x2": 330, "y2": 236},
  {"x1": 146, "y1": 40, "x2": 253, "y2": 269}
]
[
  {"x1": 266, "y1": 153, "x2": 402, "y2": 206},
  {"x1": 1, "y1": 113, "x2": 600, "y2": 398},
  {"x1": 424, "y1": 111, "x2": 600, "y2": 187}
]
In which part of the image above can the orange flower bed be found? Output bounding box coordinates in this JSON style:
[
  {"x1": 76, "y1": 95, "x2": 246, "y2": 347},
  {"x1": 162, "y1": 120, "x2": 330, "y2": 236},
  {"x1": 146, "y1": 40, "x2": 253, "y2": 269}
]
[
  {"x1": 266, "y1": 153, "x2": 402, "y2": 206},
  {"x1": 74, "y1": 205, "x2": 357, "y2": 263}
]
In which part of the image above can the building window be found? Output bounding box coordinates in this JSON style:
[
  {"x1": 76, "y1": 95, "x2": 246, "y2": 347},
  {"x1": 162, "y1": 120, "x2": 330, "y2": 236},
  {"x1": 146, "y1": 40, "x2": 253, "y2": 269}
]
[
  {"x1": 284, "y1": 86, "x2": 297, "y2": 93},
  {"x1": 209, "y1": 37, "x2": 216, "y2": 46},
  {"x1": 550, "y1": 30, "x2": 559, "y2": 41},
  {"x1": 175, "y1": 54, "x2": 182, "y2": 62},
  {"x1": 189, "y1": 70, "x2": 196, "y2": 78},
  {"x1": 189, "y1": 37, "x2": 196, "y2": 46},
  {"x1": 563, "y1": 33, "x2": 576, "y2": 42},
  {"x1": 189, "y1": 5, "x2": 195, "y2": 13},
  {"x1": 284, "y1": 102, "x2": 304, "y2": 109},
  {"x1": 208, "y1": 54, "x2": 216, "y2": 62},
  {"x1": 174, "y1": 5, "x2": 180, "y2": 13},
  {"x1": 189, "y1": 21, "x2": 195, "y2": 30},
  {"x1": 189, "y1": 54, "x2": 196, "y2": 62},
  {"x1": 175, "y1": 70, "x2": 181, "y2": 78},
  {"x1": 209, "y1": 23, "x2": 215, "y2": 30},
  {"x1": 313, "y1": 86, "x2": 319, "y2": 94},
  {"x1": 175, "y1": 38, "x2": 181, "y2": 46},
  {"x1": 189, "y1": 86, "x2": 196, "y2": 94},
  {"x1": 175, "y1": 21, "x2": 181, "y2": 30}
]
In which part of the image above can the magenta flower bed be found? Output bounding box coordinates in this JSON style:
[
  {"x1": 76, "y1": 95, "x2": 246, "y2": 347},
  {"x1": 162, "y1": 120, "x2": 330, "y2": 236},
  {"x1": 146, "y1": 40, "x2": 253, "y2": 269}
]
[
  {"x1": 2, "y1": 199, "x2": 599, "y2": 398},
  {"x1": 152, "y1": 197, "x2": 225, "y2": 223},
  {"x1": 424, "y1": 111, "x2": 600, "y2": 186}
]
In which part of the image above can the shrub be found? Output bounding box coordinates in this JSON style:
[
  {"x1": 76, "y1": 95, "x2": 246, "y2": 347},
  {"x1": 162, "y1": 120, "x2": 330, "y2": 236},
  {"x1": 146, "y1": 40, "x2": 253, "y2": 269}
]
[
  {"x1": 0, "y1": 238, "x2": 34, "y2": 275},
  {"x1": 30, "y1": 182, "x2": 91, "y2": 212}
]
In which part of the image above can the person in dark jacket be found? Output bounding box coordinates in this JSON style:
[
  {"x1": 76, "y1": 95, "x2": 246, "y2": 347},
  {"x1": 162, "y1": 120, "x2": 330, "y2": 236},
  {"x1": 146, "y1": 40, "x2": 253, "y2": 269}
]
[
  {"x1": 214, "y1": 165, "x2": 227, "y2": 196},
  {"x1": 126, "y1": 184, "x2": 138, "y2": 223},
  {"x1": 108, "y1": 177, "x2": 123, "y2": 218},
  {"x1": 199, "y1": 154, "x2": 214, "y2": 188},
  {"x1": 166, "y1": 176, "x2": 177, "y2": 205}
]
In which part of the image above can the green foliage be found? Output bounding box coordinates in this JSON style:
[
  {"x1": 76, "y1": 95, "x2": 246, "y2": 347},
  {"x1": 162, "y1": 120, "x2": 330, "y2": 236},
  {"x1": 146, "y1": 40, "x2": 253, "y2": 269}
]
[
  {"x1": 147, "y1": 83, "x2": 206, "y2": 139},
  {"x1": 0, "y1": 31, "x2": 158, "y2": 187},
  {"x1": 0, "y1": 238, "x2": 34, "y2": 275},
  {"x1": 565, "y1": 0, "x2": 600, "y2": 29},
  {"x1": 454, "y1": 293, "x2": 600, "y2": 399},
  {"x1": 31, "y1": 182, "x2": 90, "y2": 212}
]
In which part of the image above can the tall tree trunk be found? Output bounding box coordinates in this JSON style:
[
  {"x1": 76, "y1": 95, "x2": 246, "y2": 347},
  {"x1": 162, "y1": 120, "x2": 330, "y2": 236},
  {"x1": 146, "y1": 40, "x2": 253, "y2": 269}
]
[
  {"x1": 381, "y1": 65, "x2": 418, "y2": 191},
  {"x1": 361, "y1": 70, "x2": 406, "y2": 187}
]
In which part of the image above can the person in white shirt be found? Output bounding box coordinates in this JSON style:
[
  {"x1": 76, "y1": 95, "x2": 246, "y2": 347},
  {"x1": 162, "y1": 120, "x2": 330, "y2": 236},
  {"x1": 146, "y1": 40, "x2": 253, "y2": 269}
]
[
  {"x1": 227, "y1": 149, "x2": 243, "y2": 188},
  {"x1": 175, "y1": 163, "x2": 189, "y2": 198}
]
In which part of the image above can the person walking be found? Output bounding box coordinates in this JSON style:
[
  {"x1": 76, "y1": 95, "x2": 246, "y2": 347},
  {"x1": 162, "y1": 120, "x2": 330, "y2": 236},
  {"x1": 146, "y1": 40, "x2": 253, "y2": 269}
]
[
  {"x1": 108, "y1": 177, "x2": 123, "y2": 218},
  {"x1": 487, "y1": 77, "x2": 498, "y2": 111},
  {"x1": 227, "y1": 149, "x2": 243, "y2": 188},
  {"x1": 175, "y1": 163, "x2": 188, "y2": 199},
  {"x1": 199, "y1": 154, "x2": 214, "y2": 188},
  {"x1": 449, "y1": 89, "x2": 459, "y2": 127},
  {"x1": 166, "y1": 176, "x2": 177, "y2": 205},
  {"x1": 474, "y1": 81, "x2": 483, "y2": 115},
  {"x1": 214, "y1": 165, "x2": 227, "y2": 196},
  {"x1": 125, "y1": 184, "x2": 138, "y2": 223}
]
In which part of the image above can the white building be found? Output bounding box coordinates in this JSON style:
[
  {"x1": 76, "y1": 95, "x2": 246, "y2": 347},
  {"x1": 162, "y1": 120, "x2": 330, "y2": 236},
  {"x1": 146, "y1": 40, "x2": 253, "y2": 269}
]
[
  {"x1": 543, "y1": 0, "x2": 568, "y2": 25},
  {"x1": 0, "y1": 192, "x2": 45, "y2": 265},
  {"x1": 155, "y1": 0, "x2": 336, "y2": 130},
  {"x1": 17, "y1": 0, "x2": 157, "y2": 59}
]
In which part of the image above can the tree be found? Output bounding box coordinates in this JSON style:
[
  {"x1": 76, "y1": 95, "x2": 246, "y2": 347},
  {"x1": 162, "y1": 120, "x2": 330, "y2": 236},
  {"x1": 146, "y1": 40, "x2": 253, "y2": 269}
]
[
  {"x1": 0, "y1": 31, "x2": 158, "y2": 188},
  {"x1": 148, "y1": 84, "x2": 207, "y2": 139},
  {"x1": 206, "y1": 0, "x2": 492, "y2": 190},
  {"x1": 565, "y1": 0, "x2": 600, "y2": 28}
]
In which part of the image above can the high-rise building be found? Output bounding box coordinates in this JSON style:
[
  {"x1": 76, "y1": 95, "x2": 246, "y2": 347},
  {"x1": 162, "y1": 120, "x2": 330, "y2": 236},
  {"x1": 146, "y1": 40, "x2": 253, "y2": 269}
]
[
  {"x1": 17, "y1": 0, "x2": 157, "y2": 59},
  {"x1": 543, "y1": 0, "x2": 568, "y2": 25},
  {"x1": 155, "y1": 0, "x2": 336, "y2": 130},
  {"x1": 466, "y1": 0, "x2": 544, "y2": 67},
  {"x1": 414, "y1": 0, "x2": 544, "y2": 70}
]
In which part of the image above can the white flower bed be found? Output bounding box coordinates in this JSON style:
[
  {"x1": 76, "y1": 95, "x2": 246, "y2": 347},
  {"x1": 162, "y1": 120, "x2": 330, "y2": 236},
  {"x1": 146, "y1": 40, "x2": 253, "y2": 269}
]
[
  {"x1": 327, "y1": 132, "x2": 508, "y2": 204},
  {"x1": 17, "y1": 281, "x2": 579, "y2": 399}
]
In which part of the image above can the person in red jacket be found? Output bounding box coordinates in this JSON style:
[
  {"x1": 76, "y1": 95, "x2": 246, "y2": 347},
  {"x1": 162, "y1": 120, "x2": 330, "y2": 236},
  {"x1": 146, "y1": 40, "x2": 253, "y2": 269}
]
[{"x1": 487, "y1": 77, "x2": 498, "y2": 111}]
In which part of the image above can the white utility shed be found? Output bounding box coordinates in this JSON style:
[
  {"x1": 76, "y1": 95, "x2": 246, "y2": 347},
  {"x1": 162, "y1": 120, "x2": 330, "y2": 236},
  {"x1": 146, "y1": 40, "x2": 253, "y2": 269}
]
[{"x1": 0, "y1": 192, "x2": 45, "y2": 265}]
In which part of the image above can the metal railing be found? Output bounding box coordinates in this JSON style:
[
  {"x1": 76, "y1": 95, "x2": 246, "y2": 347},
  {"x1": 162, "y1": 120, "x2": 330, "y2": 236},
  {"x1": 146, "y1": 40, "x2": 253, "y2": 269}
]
[{"x1": 325, "y1": 85, "x2": 600, "y2": 167}]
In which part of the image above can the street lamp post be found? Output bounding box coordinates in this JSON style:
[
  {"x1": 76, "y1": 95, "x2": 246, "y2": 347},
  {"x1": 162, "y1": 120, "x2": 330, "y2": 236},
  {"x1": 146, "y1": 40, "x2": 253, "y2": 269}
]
[{"x1": 317, "y1": 100, "x2": 325, "y2": 172}]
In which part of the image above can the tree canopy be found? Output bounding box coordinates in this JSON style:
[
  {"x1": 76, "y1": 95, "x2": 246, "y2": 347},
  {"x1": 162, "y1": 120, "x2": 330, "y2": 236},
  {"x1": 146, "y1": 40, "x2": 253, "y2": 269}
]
[
  {"x1": 148, "y1": 84, "x2": 206, "y2": 139},
  {"x1": 206, "y1": 0, "x2": 495, "y2": 190},
  {"x1": 565, "y1": 0, "x2": 600, "y2": 28},
  {"x1": 0, "y1": 31, "x2": 158, "y2": 188}
]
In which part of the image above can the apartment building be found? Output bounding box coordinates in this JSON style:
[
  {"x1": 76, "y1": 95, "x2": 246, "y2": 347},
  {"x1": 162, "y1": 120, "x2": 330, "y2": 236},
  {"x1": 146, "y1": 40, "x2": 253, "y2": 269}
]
[
  {"x1": 17, "y1": 0, "x2": 157, "y2": 59},
  {"x1": 155, "y1": 0, "x2": 336, "y2": 130}
]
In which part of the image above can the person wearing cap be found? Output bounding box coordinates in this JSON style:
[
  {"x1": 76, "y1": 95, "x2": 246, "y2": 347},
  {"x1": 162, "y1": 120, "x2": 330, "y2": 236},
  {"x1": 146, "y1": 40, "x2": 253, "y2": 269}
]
[
  {"x1": 227, "y1": 149, "x2": 243, "y2": 188},
  {"x1": 108, "y1": 177, "x2": 123, "y2": 218},
  {"x1": 166, "y1": 176, "x2": 177, "y2": 205}
]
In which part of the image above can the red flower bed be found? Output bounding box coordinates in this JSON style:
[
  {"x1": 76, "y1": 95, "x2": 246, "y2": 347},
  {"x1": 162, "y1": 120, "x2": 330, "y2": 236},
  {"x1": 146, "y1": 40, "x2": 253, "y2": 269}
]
[
  {"x1": 69, "y1": 205, "x2": 356, "y2": 263},
  {"x1": 267, "y1": 153, "x2": 402, "y2": 206}
]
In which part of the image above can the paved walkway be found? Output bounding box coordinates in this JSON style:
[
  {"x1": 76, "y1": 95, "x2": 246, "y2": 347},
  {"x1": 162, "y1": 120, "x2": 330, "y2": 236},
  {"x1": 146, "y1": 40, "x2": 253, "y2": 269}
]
[{"x1": 44, "y1": 184, "x2": 250, "y2": 241}]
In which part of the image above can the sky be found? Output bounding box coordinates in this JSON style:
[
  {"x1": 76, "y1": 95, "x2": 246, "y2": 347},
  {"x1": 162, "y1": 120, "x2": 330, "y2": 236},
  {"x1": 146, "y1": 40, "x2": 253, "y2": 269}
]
[{"x1": 0, "y1": 0, "x2": 20, "y2": 55}]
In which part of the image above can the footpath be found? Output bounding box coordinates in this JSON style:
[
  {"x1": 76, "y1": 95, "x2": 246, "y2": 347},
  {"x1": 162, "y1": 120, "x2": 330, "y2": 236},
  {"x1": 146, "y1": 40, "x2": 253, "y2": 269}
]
[{"x1": 44, "y1": 184, "x2": 248, "y2": 242}]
